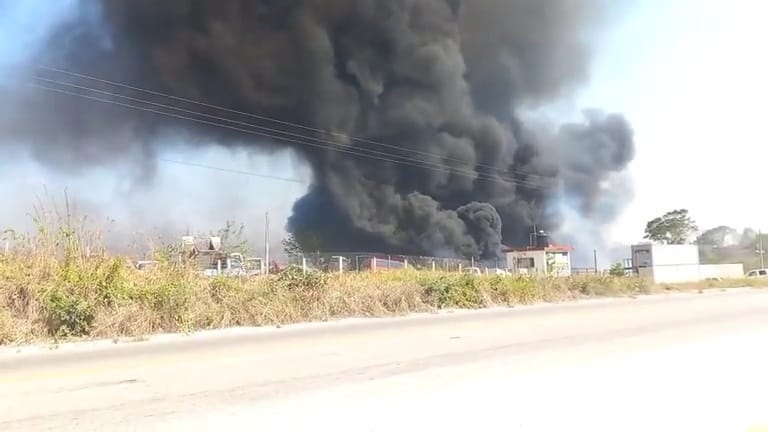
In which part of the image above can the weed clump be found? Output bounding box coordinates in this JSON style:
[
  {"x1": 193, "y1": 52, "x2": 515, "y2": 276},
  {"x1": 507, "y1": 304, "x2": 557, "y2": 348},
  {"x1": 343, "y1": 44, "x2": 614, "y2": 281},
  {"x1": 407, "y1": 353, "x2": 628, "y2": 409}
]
[{"x1": 420, "y1": 273, "x2": 483, "y2": 309}]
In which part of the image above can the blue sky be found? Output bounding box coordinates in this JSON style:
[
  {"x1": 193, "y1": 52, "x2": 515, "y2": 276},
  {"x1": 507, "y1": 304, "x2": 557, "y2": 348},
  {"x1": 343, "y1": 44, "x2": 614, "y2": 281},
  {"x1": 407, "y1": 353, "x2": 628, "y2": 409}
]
[{"x1": 1, "y1": 0, "x2": 764, "y2": 254}]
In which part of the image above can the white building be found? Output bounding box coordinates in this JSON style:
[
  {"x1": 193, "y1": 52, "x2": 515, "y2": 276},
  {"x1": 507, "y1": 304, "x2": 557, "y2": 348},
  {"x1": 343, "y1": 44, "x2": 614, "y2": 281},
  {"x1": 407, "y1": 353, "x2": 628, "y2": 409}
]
[
  {"x1": 631, "y1": 243, "x2": 743, "y2": 283},
  {"x1": 504, "y1": 245, "x2": 573, "y2": 277}
]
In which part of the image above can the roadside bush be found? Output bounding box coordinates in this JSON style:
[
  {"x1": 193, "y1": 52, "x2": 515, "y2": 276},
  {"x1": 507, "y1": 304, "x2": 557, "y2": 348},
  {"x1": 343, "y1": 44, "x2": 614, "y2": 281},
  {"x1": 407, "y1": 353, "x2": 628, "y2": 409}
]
[
  {"x1": 609, "y1": 263, "x2": 626, "y2": 277},
  {"x1": 43, "y1": 287, "x2": 95, "y2": 337},
  {"x1": 420, "y1": 273, "x2": 483, "y2": 309},
  {"x1": 276, "y1": 266, "x2": 328, "y2": 295},
  {"x1": 133, "y1": 277, "x2": 196, "y2": 331},
  {"x1": 483, "y1": 275, "x2": 539, "y2": 305},
  {"x1": 209, "y1": 276, "x2": 243, "y2": 305},
  {"x1": 567, "y1": 274, "x2": 650, "y2": 297}
]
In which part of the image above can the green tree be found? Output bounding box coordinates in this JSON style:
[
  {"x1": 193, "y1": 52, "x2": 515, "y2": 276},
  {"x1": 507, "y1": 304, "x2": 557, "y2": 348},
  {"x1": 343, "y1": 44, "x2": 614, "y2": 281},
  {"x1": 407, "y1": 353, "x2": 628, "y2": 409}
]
[
  {"x1": 281, "y1": 233, "x2": 304, "y2": 258},
  {"x1": 696, "y1": 225, "x2": 738, "y2": 247},
  {"x1": 608, "y1": 262, "x2": 626, "y2": 277},
  {"x1": 289, "y1": 229, "x2": 325, "y2": 254},
  {"x1": 740, "y1": 228, "x2": 759, "y2": 247},
  {"x1": 153, "y1": 241, "x2": 183, "y2": 264},
  {"x1": 643, "y1": 209, "x2": 698, "y2": 245},
  {"x1": 211, "y1": 220, "x2": 249, "y2": 255}
]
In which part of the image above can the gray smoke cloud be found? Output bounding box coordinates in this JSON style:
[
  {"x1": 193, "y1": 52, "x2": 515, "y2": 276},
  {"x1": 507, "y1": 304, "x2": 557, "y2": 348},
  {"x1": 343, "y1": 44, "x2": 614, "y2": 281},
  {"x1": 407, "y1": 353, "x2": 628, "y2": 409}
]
[{"x1": 0, "y1": 0, "x2": 635, "y2": 260}]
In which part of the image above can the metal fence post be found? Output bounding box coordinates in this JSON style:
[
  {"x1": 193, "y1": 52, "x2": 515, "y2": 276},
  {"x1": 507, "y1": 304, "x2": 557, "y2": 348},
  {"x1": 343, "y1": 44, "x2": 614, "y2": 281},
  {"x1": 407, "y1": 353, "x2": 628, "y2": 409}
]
[{"x1": 332, "y1": 256, "x2": 344, "y2": 274}]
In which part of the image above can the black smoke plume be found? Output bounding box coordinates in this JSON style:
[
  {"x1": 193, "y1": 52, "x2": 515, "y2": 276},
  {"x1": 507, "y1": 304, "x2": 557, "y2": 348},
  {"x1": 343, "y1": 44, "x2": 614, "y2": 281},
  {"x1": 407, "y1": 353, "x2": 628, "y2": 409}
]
[{"x1": 0, "y1": 0, "x2": 635, "y2": 260}]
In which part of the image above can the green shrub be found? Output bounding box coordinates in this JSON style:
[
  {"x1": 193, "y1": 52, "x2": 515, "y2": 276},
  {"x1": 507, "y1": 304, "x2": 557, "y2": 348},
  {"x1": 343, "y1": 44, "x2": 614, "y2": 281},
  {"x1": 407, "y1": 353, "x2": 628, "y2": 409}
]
[
  {"x1": 609, "y1": 263, "x2": 626, "y2": 277},
  {"x1": 420, "y1": 274, "x2": 483, "y2": 309},
  {"x1": 568, "y1": 276, "x2": 593, "y2": 296},
  {"x1": 506, "y1": 276, "x2": 541, "y2": 304},
  {"x1": 275, "y1": 266, "x2": 328, "y2": 295},
  {"x1": 484, "y1": 275, "x2": 540, "y2": 305},
  {"x1": 568, "y1": 274, "x2": 649, "y2": 297},
  {"x1": 623, "y1": 277, "x2": 651, "y2": 294},
  {"x1": 43, "y1": 288, "x2": 95, "y2": 337},
  {"x1": 209, "y1": 276, "x2": 242, "y2": 304}
]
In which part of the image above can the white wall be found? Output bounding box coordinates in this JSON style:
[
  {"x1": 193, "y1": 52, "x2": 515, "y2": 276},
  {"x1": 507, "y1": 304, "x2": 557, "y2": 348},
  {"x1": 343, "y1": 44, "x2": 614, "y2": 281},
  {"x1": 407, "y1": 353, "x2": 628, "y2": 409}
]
[
  {"x1": 507, "y1": 250, "x2": 547, "y2": 275},
  {"x1": 651, "y1": 244, "x2": 700, "y2": 266},
  {"x1": 630, "y1": 243, "x2": 700, "y2": 269},
  {"x1": 638, "y1": 263, "x2": 745, "y2": 284},
  {"x1": 699, "y1": 264, "x2": 744, "y2": 279},
  {"x1": 506, "y1": 250, "x2": 573, "y2": 276},
  {"x1": 646, "y1": 264, "x2": 702, "y2": 284}
]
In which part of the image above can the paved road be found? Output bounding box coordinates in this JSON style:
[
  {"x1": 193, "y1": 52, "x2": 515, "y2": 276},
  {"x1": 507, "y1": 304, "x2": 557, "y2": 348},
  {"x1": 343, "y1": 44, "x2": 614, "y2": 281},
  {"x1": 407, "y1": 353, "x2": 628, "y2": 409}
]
[{"x1": 2, "y1": 289, "x2": 768, "y2": 431}]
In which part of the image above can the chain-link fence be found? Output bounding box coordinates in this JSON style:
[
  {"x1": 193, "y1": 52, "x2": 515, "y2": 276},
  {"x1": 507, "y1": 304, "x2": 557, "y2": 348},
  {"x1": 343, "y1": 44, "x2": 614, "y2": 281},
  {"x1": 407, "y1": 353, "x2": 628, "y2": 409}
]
[
  {"x1": 283, "y1": 252, "x2": 509, "y2": 273},
  {"x1": 571, "y1": 267, "x2": 599, "y2": 275}
]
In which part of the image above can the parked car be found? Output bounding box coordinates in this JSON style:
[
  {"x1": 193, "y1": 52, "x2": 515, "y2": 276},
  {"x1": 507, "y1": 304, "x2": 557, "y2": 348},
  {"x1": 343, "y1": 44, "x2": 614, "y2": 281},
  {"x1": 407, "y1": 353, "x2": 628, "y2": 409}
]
[
  {"x1": 462, "y1": 267, "x2": 483, "y2": 275},
  {"x1": 462, "y1": 267, "x2": 511, "y2": 276},
  {"x1": 746, "y1": 268, "x2": 768, "y2": 278}
]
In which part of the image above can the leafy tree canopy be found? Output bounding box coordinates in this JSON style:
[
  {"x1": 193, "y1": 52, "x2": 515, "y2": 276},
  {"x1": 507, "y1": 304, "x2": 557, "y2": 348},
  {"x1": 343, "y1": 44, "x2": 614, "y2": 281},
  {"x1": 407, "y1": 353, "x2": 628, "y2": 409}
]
[
  {"x1": 283, "y1": 229, "x2": 326, "y2": 255},
  {"x1": 696, "y1": 225, "x2": 738, "y2": 247},
  {"x1": 282, "y1": 233, "x2": 304, "y2": 258},
  {"x1": 209, "y1": 220, "x2": 249, "y2": 255},
  {"x1": 643, "y1": 209, "x2": 698, "y2": 245}
]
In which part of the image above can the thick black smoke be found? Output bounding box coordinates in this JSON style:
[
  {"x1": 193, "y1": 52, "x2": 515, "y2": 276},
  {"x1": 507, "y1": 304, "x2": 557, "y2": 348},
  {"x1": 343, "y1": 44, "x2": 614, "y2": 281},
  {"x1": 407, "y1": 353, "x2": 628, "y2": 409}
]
[{"x1": 0, "y1": 0, "x2": 635, "y2": 260}]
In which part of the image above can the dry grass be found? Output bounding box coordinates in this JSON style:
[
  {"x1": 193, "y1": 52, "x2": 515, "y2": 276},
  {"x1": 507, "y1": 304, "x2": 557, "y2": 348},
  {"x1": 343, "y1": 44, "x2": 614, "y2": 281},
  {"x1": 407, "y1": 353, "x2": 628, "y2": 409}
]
[{"x1": 2, "y1": 206, "x2": 767, "y2": 346}]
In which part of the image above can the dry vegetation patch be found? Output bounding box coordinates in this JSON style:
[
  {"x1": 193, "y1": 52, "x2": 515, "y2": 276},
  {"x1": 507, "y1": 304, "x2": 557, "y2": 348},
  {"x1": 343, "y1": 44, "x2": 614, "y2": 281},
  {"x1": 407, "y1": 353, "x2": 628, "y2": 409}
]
[{"x1": 2, "y1": 210, "x2": 766, "y2": 346}]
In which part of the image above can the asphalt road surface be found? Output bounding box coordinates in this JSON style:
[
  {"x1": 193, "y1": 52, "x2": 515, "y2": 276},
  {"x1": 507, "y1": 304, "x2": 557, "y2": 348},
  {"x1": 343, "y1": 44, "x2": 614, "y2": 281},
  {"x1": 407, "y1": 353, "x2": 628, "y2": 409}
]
[{"x1": 2, "y1": 289, "x2": 768, "y2": 431}]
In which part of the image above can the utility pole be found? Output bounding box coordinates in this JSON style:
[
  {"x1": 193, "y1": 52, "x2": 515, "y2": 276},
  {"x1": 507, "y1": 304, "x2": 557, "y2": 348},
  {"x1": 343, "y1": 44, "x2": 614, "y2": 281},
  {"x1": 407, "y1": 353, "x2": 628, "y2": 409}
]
[
  {"x1": 593, "y1": 249, "x2": 598, "y2": 274},
  {"x1": 264, "y1": 212, "x2": 270, "y2": 276},
  {"x1": 759, "y1": 230, "x2": 765, "y2": 269}
]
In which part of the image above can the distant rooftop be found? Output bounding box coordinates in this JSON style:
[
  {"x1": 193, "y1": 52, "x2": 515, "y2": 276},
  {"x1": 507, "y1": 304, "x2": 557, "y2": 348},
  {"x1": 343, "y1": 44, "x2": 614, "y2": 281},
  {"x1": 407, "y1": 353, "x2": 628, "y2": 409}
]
[{"x1": 502, "y1": 244, "x2": 573, "y2": 253}]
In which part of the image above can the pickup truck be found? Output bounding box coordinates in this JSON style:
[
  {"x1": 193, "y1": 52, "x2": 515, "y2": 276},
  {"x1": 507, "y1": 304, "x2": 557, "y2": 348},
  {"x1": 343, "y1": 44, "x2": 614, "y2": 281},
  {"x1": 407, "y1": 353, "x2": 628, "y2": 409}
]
[
  {"x1": 203, "y1": 254, "x2": 263, "y2": 277},
  {"x1": 746, "y1": 268, "x2": 768, "y2": 278}
]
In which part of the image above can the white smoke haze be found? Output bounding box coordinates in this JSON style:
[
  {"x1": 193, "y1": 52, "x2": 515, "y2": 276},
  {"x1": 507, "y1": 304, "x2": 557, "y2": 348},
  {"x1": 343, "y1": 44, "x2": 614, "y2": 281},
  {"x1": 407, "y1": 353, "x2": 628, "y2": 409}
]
[{"x1": 0, "y1": 148, "x2": 310, "y2": 259}]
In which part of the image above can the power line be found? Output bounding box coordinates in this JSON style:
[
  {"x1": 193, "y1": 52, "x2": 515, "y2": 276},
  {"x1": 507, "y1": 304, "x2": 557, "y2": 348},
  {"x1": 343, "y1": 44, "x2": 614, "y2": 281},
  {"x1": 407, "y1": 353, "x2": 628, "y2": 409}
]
[
  {"x1": 34, "y1": 75, "x2": 525, "y2": 186},
  {"x1": 33, "y1": 75, "x2": 550, "y2": 189},
  {"x1": 37, "y1": 65, "x2": 557, "y2": 183},
  {"x1": 31, "y1": 78, "x2": 556, "y2": 192},
  {"x1": 157, "y1": 158, "x2": 307, "y2": 184},
  {"x1": 31, "y1": 81, "x2": 534, "y2": 188}
]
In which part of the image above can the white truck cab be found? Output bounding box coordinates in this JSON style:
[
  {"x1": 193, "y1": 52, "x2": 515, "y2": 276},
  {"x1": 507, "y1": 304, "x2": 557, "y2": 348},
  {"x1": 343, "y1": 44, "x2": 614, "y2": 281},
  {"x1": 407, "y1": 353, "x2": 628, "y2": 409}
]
[{"x1": 746, "y1": 268, "x2": 768, "y2": 278}]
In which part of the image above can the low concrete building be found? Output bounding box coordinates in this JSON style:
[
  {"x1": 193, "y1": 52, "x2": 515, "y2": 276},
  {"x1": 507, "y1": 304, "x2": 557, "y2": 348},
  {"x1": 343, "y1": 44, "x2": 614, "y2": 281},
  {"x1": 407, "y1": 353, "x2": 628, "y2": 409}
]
[
  {"x1": 631, "y1": 243, "x2": 699, "y2": 268},
  {"x1": 504, "y1": 244, "x2": 573, "y2": 277},
  {"x1": 631, "y1": 243, "x2": 744, "y2": 283}
]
